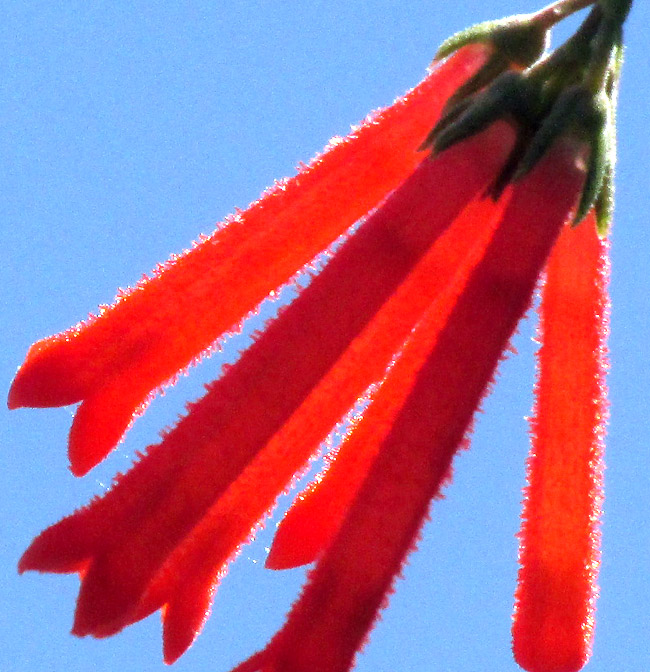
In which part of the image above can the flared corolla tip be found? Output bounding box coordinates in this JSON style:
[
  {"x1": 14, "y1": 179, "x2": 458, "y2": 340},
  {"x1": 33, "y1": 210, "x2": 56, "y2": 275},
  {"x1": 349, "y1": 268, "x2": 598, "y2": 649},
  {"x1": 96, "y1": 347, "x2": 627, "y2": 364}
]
[
  {"x1": 264, "y1": 532, "x2": 316, "y2": 570},
  {"x1": 67, "y1": 401, "x2": 128, "y2": 477},
  {"x1": 264, "y1": 545, "x2": 296, "y2": 571},
  {"x1": 7, "y1": 354, "x2": 86, "y2": 410},
  {"x1": 17, "y1": 536, "x2": 88, "y2": 576},
  {"x1": 68, "y1": 444, "x2": 97, "y2": 478},
  {"x1": 18, "y1": 536, "x2": 51, "y2": 575},
  {"x1": 162, "y1": 622, "x2": 195, "y2": 666},
  {"x1": 7, "y1": 366, "x2": 41, "y2": 410},
  {"x1": 71, "y1": 589, "x2": 129, "y2": 641},
  {"x1": 7, "y1": 378, "x2": 23, "y2": 410},
  {"x1": 16, "y1": 551, "x2": 32, "y2": 575}
]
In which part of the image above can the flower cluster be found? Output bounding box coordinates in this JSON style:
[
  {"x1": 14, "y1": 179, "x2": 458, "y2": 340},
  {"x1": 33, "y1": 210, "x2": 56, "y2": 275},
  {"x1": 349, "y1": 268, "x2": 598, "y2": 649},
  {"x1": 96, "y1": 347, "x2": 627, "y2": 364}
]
[{"x1": 9, "y1": 1, "x2": 631, "y2": 671}]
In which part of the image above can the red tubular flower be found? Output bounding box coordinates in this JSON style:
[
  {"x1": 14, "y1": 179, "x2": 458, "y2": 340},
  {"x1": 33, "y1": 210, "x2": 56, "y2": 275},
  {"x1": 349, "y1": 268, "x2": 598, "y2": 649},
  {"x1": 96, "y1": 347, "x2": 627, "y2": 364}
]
[
  {"x1": 10, "y1": 2, "x2": 628, "y2": 670},
  {"x1": 265, "y1": 190, "x2": 512, "y2": 571},
  {"x1": 7, "y1": 43, "x2": 489, "y2": 477},
  {"x1": 18, "y1": 119, "x2": 516, "y2": 664},
  {"x1": 228, "y1": 133, "x2": 590, "y2": 672},
  {"x1": 513, "y1": 213, "x2": 609, "y2": 672}
]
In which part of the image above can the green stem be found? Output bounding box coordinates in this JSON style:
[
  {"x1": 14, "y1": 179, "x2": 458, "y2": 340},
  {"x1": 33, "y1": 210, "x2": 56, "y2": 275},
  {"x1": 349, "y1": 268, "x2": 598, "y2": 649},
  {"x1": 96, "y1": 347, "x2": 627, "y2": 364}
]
[
  {"x1": 532, "y1": 0, "x2": 596, "y2": 29},
  {"x1": 525, "y1": 4, "x2": 602, "y2": 85},
  {"x1": 599, "y1": 0, "x2": 633, "y2": 24}
]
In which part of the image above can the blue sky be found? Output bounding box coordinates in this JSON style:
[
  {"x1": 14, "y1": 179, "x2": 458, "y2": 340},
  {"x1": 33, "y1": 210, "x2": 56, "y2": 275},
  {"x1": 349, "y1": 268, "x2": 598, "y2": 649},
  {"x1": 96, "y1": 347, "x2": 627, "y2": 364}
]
[{"x1": 2, "y1": 2, "x2": 648, "y2": 671}]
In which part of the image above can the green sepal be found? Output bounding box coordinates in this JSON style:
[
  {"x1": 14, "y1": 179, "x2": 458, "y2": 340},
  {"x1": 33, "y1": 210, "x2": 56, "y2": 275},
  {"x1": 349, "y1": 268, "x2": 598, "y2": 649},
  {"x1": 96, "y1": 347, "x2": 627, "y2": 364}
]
[
  {"x1": 594, "y1": 165, "x2": 615, "y2": 236},
  {"x1": 514, "y1": 85, "x2": 594, "y2": 181},
  {"x1": 573, "y1": 91, "x2": 610, "y2": 224},
  {"x1": 592, "y1": 40, "x2": 623, "y2": 236},
  {"x1": 436, "y1": 13, "x2": 549, "y2": 66},
  {"x1": 439, "y1": 51, "x2": 511, "y2": 113},
  {"x1": 419, "y1": 97, "x2": 474, "y2": 152},
  {"x1": 599, "y1": 0, "x2": 633, "y2": 25},
  {"x1": 430, "y1": 71, "x2": 538, "y2": 155},
  {"x1": 431, "y1": 9, "x2": 553, "y2": 116}
]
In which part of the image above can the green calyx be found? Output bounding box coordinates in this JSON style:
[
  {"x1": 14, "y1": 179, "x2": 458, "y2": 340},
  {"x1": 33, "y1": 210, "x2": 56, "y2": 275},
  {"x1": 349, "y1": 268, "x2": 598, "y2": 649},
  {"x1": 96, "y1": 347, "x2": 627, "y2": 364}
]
[
  {"x1": 421, "y1": 72, "x2": 539, "y2": 155},
  {"x1": 514, "y1": 86, "x2": 605, "y2": 181},
  {"x1": 600, "y1": 0, "x2": 633, "y2": 23},
  {"x1": 425, "y1": 0, "x2": 631, "y2": 234},
  {"x1": 432, "y1": 11, "x2": 550, "y2": 110},
  {"x1": 594, "y1": 40, "x2": 623, "y2": 235},
  {"x1": 436, "y1": 13, "x2": 550, "y2": 67},
  {"x1": 573, "y1": 89, "x2": 611, "y2": 225}
]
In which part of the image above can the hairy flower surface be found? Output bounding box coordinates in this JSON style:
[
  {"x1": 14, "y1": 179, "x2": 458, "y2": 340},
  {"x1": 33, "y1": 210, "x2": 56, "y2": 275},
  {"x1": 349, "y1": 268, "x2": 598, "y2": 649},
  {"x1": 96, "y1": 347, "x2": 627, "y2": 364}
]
[{"x1": 10, "y1": 2, "x2": 631, "y2": 671}]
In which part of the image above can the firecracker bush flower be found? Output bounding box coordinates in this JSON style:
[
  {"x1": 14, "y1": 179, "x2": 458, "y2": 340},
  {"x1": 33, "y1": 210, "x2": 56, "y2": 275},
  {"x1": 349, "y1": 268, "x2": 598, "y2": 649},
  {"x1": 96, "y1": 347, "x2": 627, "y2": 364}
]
[{"x1": 8, "y1": 1, "x2": 633, "y2": 671}]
